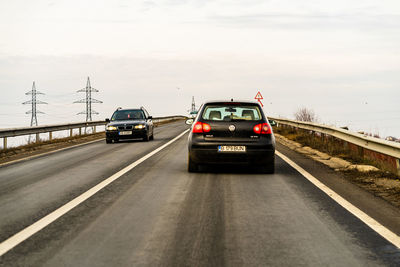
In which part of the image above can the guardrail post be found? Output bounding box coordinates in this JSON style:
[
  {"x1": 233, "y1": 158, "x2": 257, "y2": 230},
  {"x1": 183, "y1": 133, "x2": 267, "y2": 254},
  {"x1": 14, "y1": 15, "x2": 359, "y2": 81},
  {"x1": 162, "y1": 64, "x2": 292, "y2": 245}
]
[
  {"x1": 79, "y1": 127, "x2": 82, "y2": 136},
  {"x1": 94, "y1": 126, "x2": 96, "y2": 133},
  {"x1": 36, "y1": 133, "x2": 40, "y2": 143},
  {"x1": 396, "y1": 159, "x2": 400, "y2": 176},
  {"x1": 49, "y1": 132, "x2": 52, "y2": 141},
  {"x1": 3, "y1": 137, "x2": 7, "y2": 150},
  {"x1": 70, "y1": 129, "x2": 73, "y2": 137}
]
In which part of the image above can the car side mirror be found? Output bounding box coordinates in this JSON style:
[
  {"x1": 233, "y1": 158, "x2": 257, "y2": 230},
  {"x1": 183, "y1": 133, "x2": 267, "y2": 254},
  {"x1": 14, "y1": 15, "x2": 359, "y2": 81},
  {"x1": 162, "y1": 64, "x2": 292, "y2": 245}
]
[
  {"x1": 268, "y1": 120, "x2": 277, "y2": 127},
  {"x1": 148, "y1": 116, "x2": 153, "y2": 120},
  {"x1": 105, "y1": 118, "x2": 110, "y2": 123},
  {"x1": 185, "y1": 118, "x2": 194, "y2": 125}
]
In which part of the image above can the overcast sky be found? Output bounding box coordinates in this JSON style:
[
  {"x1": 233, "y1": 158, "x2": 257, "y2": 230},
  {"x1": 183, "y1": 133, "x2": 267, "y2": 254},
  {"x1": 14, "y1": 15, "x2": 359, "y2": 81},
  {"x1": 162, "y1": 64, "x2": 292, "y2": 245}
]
[{"x1": 0, "y1": 0, "x2": 399, "y2": 136}]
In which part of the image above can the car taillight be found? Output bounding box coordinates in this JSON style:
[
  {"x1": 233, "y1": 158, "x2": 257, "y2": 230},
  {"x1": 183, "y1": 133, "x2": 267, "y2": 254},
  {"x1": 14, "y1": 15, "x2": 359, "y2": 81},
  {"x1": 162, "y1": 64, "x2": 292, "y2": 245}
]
[
  {"x1": 202, "y1": 123, "x2": 211, "y2": 132},
  {"x1": 253, "y1": 123, "x2": 271, "y2": 134},
  {"x1": 193, "y1": 122, "x2": 211, "y2": 133}
]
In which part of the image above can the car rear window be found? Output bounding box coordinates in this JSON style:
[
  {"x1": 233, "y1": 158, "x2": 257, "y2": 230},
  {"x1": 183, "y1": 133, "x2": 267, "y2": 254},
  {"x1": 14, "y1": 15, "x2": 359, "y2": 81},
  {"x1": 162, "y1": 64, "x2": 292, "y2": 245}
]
[
  {"x1": 202, "y1": 105, "x2": 262, "y2": 121},
  {"x1": 111, "y1": 110, "x2": 145, "y2": 120}
]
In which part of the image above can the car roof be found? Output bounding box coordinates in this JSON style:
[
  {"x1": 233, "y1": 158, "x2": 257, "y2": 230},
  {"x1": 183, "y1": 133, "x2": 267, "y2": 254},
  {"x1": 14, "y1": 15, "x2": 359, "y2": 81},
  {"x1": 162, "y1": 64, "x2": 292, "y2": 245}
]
[
  {"x1": 114, "y1": 108, "x2": 147, "y2": 112},
  {"x1": 202, "y1": 100, "x2": 261, "y2": 105}
]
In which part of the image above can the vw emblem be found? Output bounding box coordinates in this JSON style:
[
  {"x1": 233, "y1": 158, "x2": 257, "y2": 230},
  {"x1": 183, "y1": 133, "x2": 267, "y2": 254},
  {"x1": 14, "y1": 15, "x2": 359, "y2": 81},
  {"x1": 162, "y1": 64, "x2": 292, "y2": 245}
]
[{"x1": 229, "y1": 125, "x2": 236, "y2": 132}]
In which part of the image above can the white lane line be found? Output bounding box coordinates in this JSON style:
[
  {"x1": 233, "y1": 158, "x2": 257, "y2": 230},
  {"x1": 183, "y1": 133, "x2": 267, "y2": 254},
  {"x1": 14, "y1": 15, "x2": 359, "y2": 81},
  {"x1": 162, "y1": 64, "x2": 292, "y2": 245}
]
[
  {"x1": 0, "y1": 129, "x2": 189, "y2": 257},
  {"x1": 276, "y1": 150, "x2": 400, "y2": 249}
]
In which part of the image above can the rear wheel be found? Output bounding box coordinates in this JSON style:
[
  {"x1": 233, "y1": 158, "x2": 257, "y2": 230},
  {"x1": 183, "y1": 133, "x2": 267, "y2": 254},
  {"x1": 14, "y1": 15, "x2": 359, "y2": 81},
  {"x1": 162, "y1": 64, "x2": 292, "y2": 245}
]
[
  {"x1": 106, "y1": 138, "x2": 112, "y2": 144},
  {"x1": 188, "y1": 155, "x2": 199, "y2": 172}
]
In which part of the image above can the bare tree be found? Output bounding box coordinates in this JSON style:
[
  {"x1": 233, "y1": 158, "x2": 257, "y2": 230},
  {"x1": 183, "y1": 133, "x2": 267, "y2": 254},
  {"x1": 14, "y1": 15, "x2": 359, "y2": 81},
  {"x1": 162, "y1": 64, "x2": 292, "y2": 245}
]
[{"x1": 294, "y1": 107, "x2": 317, "y2": 122}]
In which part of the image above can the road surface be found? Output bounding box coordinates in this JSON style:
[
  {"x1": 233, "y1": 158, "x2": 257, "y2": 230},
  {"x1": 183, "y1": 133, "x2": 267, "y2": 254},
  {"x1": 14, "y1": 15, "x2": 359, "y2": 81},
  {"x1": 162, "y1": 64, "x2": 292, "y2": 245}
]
[{"x1": 1, "y1": 121, "x2": 400, "y2": 266}]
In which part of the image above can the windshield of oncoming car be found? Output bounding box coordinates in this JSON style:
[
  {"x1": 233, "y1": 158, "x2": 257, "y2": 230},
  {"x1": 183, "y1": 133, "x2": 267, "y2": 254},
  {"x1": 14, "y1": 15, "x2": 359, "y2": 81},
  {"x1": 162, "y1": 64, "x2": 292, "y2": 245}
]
[
  {"x1": 202, "y1": 105, "x2": 262, "y2": 121},
  {"x1": 111, "y1": 110, "x2": 145, "y2": 121}
]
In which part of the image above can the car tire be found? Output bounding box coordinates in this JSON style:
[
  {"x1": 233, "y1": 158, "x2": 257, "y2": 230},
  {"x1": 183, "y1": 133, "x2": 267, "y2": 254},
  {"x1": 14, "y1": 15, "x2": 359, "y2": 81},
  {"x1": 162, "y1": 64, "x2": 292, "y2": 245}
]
[
  {"x1": 188, "y1": 155, "x2": 199, "y2": 172},
  {"x1": 150, "y1": 133, "x2": 154, "y2": 140},
  {"x1": 106, "y1": 138, "x2": 112, "y2": 144},
  {"x1": 143, "y1": 134, "x2": 150, "y2": 141}
]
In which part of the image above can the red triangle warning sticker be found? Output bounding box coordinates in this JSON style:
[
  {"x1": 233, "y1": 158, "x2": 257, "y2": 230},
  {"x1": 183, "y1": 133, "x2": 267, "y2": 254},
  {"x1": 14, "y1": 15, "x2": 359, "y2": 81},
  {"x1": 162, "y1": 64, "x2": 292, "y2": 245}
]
[{"x1": 254, "y1": 91, "x2": 263, "y2": 100}]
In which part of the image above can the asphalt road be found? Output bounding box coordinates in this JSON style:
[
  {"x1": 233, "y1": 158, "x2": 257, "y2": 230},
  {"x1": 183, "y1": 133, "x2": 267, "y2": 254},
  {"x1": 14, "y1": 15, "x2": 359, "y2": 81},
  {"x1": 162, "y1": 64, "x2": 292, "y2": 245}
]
[{"x1": 1, "y1": 121, "x2": 400, "y2": 266}]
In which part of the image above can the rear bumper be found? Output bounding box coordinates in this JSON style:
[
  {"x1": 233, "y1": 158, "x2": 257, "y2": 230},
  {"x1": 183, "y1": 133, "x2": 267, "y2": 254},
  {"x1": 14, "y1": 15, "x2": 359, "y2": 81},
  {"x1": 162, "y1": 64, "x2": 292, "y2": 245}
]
[
  {"x1": 190, "y1": 148, "x2": 274, "y2": 165},
  {"x1": 106, "y1": 130, "x2": 147, "y2": 139},
  {"x1": 189, "y1": 140, "x2": 275, "y2": 165}
]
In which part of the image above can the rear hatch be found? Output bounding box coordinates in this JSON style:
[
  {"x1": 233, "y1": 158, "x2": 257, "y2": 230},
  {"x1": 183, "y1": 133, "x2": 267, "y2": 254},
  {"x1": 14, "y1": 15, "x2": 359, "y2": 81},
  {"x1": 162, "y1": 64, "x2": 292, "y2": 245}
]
[
  {"x1": 198, "y1": 102, "x2": 267, "y2": 143},
  {"x1": 204, "y1": 120, "x2": 261, "y2": 142}
]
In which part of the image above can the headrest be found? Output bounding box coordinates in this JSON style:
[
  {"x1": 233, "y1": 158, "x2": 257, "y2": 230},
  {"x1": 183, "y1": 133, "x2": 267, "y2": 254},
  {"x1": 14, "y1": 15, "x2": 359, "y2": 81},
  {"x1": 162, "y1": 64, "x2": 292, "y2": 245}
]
[
  {"x1": 241, "y1": 110, "x2": 254, "y2": 120},
  {"x1": 209, "y1": 111, "x2": 221, "y2": 120}
]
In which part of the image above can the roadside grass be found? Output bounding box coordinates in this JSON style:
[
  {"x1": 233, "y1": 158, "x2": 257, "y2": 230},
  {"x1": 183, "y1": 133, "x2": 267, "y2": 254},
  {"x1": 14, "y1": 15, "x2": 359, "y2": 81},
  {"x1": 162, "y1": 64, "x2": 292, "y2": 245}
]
[
  {"x1": 274, "y1": 126, "x2": 382, "y2": 167},
  {"x1": 0, "y1": 132, "x2": 105, "y2": 162}
]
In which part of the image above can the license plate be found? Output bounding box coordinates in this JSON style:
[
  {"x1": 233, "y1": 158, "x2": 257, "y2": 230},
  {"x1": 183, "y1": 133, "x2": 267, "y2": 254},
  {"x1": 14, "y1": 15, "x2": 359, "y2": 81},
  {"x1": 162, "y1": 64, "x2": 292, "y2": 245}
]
[
  {"x1": 119, "y1": 131, "x2": 132, "y2": 135},
  {"x1": 218, "y1": 145, "x2": 246, "y2": 152}
]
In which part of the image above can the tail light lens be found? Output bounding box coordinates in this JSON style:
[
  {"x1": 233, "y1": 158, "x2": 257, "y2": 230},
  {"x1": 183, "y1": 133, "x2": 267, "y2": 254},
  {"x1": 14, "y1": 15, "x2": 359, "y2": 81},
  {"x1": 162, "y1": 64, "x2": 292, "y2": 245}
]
[
  {"x1": 202, "y1": 123, "x2": 211, "y2": 132},
  {"x1": 192, "y1": 122, "x2": 211, "y2": 133},
  {"x1": 253, "y1": 123, "x2": 271, "y2": 134}
]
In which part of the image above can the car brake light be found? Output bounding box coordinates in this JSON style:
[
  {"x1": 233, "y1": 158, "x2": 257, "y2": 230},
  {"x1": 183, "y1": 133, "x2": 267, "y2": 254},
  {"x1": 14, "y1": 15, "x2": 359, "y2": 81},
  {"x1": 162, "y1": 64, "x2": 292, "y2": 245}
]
[
  {"x1": 193, "y1": 122, "x2": 203, "y2": 133},
  {"x1": 202, "y1": 123, "x2": 211, "y2": 132},
  {"x1": 253, "y1": 123, "x2": 271, "y2": 134},
  {"x1": 193, "y1": 122, "x2": 211, "y2": 133},
  {"x1": 262, "y1": 124, "x2": 271, "y2": 134},
  {"x1": 253, "y1": 124, "x2": 261, "y2": 134}
]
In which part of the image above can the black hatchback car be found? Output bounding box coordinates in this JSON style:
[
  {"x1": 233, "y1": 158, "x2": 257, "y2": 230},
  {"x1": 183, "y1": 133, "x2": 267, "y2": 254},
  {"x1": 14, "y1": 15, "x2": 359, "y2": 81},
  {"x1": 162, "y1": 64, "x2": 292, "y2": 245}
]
[
  {"x1": 186, "y1": 100, "x2": 276, "y2": 173},
  {"x1": 105, "y1": 107, "x2": 154, "y2": 143}
]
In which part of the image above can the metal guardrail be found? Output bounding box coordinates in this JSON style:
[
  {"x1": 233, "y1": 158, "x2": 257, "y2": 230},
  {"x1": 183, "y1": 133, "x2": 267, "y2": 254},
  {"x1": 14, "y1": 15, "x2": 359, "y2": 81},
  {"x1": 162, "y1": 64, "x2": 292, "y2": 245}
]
[
  {"x1": 269, "y1": 117, "x2": 400, "y2": 175},
  {"x1": 269, "y1": 117, "x2": 400, "y2": 158},
  {"x1": 0, "y1": 116, "x2": 186, "y2": 150}
]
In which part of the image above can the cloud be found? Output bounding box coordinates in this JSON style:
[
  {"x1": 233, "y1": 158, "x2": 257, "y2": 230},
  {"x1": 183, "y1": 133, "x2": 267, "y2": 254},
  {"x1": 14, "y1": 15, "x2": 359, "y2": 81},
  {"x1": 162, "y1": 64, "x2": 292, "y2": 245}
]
[{"x1": 205, "y1": 12, "x2": 400, "y2": 31}]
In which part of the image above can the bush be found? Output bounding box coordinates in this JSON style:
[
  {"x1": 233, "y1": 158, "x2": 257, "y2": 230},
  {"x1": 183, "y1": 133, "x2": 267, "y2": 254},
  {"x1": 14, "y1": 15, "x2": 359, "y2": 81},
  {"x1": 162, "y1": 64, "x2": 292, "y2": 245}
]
[{"x1": 294, "y1": 107, "x2": 317, "y2": 122}]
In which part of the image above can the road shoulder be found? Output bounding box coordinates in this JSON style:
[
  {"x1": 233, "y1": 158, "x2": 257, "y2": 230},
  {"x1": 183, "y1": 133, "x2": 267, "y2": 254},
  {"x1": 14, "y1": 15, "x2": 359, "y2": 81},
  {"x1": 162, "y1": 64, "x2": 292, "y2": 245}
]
[{"x1": 276, "y1": 142, "x2": 400, "y2": 237}]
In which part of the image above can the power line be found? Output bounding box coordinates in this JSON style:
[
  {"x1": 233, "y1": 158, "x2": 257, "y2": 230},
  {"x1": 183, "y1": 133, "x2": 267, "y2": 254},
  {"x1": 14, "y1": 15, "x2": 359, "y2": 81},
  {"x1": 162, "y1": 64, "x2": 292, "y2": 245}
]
[{"x1": 73, "y1": 77, "x2": 102, "y2": 122}]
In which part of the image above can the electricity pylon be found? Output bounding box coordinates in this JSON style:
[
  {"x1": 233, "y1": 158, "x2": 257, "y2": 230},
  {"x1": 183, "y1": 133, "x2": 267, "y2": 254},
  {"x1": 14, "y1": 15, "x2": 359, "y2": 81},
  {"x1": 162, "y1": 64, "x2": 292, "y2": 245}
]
[
  {"x1": 189, "y1": 96, "x2": 197, "y2": 116},
  {"x1": 74, "y1": 77, "x2": 102, "y2": 133},
  {"x1": 22, "y1": 81, "x2": 47, "y2": 143},
  {"x1": 191, "y1": 96, "x2": 196, "y2": 113},
  {"x1": 22, "y1": 81, "x2": 47, "y2": 127},
  {"x1": 74, "y1": 77, "x2": 102, "y2": 122}
]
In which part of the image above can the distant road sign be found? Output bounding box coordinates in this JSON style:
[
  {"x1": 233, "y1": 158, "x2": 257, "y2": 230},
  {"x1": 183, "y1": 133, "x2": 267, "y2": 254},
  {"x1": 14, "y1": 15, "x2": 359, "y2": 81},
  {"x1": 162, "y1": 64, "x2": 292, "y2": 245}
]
[{"x1": 255, "y1": 91, "x2": 264, "y2": 107}]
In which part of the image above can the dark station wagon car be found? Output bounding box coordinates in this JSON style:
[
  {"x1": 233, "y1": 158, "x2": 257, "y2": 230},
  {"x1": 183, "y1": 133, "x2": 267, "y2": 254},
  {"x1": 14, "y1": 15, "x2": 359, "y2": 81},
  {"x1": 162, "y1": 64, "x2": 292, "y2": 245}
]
[
  {"x1": 186, "y1": 100, "x2": 276, "y2": 173},
  {"x1": 105, "y1": 107, "x2": 154, "y2": 143}
]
